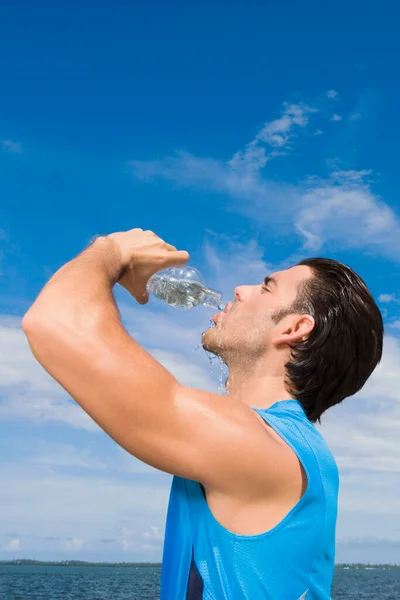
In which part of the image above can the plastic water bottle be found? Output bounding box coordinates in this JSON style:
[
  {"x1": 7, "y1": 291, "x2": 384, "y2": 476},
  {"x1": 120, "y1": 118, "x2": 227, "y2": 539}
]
[{"x1": 146, "y1": 266, "x2": 225, "y2": 311}]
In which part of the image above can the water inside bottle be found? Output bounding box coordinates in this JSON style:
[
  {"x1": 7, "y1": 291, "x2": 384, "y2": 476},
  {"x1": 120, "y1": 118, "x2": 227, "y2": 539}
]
[{"x1": 151, "y1": 277, "x2": 223, "y2": 310}]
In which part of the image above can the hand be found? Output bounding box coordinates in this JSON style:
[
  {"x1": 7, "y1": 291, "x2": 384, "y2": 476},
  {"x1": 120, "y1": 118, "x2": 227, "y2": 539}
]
[{"x1": 106, "y1": 228, "x2": 190, "y2": 305}]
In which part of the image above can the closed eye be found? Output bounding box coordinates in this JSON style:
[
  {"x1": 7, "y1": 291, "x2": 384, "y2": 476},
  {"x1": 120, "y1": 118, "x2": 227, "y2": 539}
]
[{"x1": 263, "y1": 275, "x2": 277, "y2": 292}]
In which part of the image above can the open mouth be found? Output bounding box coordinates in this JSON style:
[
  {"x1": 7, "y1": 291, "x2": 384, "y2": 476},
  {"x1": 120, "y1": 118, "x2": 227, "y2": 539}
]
[
  {"x1": 212, "y1": 312, "x2": 224, "y2": 324},
  {"x1": 211, "y1": 302, "x2": 233, "y2": 324},
  {"x1": 223, "y1": 302, "x2": 232, "y2": 314}
]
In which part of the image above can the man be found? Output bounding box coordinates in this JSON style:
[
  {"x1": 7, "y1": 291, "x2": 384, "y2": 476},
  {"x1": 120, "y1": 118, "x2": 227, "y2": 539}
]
[{"x1": 22, "y1": 228, "x2": 383, "y2": 599}]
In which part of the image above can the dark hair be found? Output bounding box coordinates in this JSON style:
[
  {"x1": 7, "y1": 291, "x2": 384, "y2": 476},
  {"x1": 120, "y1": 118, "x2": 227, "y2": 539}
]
[{"x1": 271, "y1": 258, "x2": 384, "y2": 424}]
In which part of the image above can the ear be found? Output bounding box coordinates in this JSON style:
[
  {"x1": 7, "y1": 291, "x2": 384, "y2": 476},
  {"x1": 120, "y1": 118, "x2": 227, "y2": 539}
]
[{"x1": 271, "y1": 314, "x2": 315, "y2": 347}]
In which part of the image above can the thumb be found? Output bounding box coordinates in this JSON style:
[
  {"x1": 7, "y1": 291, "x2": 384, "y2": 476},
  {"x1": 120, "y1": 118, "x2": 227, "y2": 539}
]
[
  {"x1": 131, "y1": 279, "x2": 150, "y2": 304},
  {"x1": 136, "y1": 289, "x2": 150, "y2": 305},
  {"x1": 118, "y1": 270, "x2": 150, "y2": 305}
]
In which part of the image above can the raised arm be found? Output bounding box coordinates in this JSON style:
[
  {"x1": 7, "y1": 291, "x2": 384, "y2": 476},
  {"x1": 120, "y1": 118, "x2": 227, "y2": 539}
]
[{"x1": 22, "y1": 229, "x2": 287, "y2": 496}]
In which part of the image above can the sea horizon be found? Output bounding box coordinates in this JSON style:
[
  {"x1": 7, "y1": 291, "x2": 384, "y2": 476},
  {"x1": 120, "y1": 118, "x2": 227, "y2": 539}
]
[{"x1": 1, "y1": 559, "x2": 399, "y2": 569}]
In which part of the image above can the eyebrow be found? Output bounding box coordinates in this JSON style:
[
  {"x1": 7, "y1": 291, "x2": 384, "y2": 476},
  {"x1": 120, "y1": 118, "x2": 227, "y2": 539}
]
[{"x1": 263, "y1": 276, "x2": 278, "y2": 288}]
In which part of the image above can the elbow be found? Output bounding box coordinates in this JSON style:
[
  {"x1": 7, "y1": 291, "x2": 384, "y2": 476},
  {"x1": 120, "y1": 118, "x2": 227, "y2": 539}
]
[
  {"x1": 22, "y1": 309, "x2": 51, "y2": 339},
  {"x1": 22, "y1": 311, "x2": 39, "y2": 336}
]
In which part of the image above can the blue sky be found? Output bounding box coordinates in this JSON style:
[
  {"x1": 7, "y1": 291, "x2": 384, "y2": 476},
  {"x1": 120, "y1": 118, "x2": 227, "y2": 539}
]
[{"x1": 1, "y1": 1, "x2": 400, "y2": 564}]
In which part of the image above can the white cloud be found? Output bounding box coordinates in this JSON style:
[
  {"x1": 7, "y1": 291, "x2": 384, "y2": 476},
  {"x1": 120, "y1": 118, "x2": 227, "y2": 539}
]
[
  {"x1": 131, "y1": 104, "x2": 400, "y2": 261},
  {"x1": 117, "y1": 525, "x2": 165, "y2": 554},
  {"x1": 132, "y1": 150, "x2": 302, "y2": 234},
  {"x1": 330, "y1": 169, "x2": 372, "y2": 183},
  {"x1": 379, "y1": 293, "x2": 397, "y2": 303},
  {"x1": 131, "y1": 101, "x2": 316, "y2": 207},
  {"x1": 26, "y1": 442, "x2": 107, "y2": 471},
  {"x1": 0, "y1": 311, "x2": 218, "y2": 430},
  {"x1": 319, "y1": 334, "x2": 400, "y2": 458},
  {"x1": 0, "y1": 461, "x2": 170, "y2": 561},
  {"x1": 0, "y1": 317, "x2": 99, "y2": 430},
  {"x1": 141, "y1": 525, "x2": 164, "y2": 541},
  {"x1": 62, "y1": 538, "x2": 84, "y2": 551},
  {"x1": 295, "y1": 171, "x2": 400, "y2": 253},
  {"x1": 150, "y1": 347, "x2": 218, "y2": 390},
  {"x1": 331, "y1": 114, "x2": 342, "y2": 121},
  {"x1": 315, "y1": 334, "x2": 400, "y2": 555},
  {"x1": 327, "y1": 90, "x2": 339, "y2": 99},
  {"x1": 1, "y1": 538, "x2": 22, "y2": 552},
  {"x1": 250, "y1": 102, "x2": 314, "y2": 149},
  {"x1": 1, "y1": 139, "x2": 23, "y2": 154}
]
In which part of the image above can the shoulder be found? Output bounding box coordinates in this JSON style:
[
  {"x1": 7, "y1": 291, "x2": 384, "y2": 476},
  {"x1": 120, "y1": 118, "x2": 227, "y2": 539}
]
[{"x1": 168, "y1": 385, "x2": 306, "y2": 499}]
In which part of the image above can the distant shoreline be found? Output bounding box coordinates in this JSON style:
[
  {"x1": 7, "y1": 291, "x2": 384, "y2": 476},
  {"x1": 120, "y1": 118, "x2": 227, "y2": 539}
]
[
  {"x1": 0, "y1": 560, "x2": 399, "y2": 569},
  {"x1": 0, "y1": 560, "x2": 162, "y2": 567}
]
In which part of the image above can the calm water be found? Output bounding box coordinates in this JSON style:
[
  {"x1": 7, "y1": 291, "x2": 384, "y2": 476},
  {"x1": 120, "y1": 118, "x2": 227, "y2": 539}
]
[{"x1": 0, "y1": 565, "x2": 399, "y2": 599}]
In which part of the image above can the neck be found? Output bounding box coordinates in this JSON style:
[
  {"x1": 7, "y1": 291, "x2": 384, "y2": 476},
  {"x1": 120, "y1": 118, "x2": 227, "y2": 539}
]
[{"x1": 225, "y1": 360, "x2": 295, "y2": 410}]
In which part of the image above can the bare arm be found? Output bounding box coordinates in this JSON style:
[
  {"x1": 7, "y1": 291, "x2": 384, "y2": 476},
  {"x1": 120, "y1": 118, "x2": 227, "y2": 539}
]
[{"x1": 22, "y1": 233, "x2": 286, "y2": 495}]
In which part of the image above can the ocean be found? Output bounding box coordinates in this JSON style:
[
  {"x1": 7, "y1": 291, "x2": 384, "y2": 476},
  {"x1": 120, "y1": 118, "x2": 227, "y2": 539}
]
[{"x1": 0, "y1": 564, "x2": 399, "y2": 599}]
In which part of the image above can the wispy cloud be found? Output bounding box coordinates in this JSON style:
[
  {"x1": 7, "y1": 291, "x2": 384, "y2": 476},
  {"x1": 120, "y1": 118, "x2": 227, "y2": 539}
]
[
  {"x1": 327, "y1": 90, "x2": 339, "y2": 99},
  {"x1": 0, "y1": 316, "x2": 99, "y2": 430},
  {"x1": 295, "y1": 170, "x2": 400, "y2": 253},
  {"x1": 61, "y1": 538, "x2": 84, "y2": 551},
  {"x1": 131, "y1": 100, "x2": 400, "y2": 260},
  {"x1": 0, "y1": 313, "x2": 218, "y2": 430},
  {"x1": 378, "y1": 293, "x2": 398, "y2": 304},
  {"x1": 1, "y1": 538, "x2": 22, "y2": 552},
  {"x1": 131, "y1": 101, "x2": 316, "y2": 200},
  {"x1": 0, "y1": 462, "x2": 170, "y2": 560},
  {"x1": 1, "y1": 139, "x2": 23, "y2": 154},
  {"x1": 228, "y1": 102, "x2": 315, "y2": 167}
]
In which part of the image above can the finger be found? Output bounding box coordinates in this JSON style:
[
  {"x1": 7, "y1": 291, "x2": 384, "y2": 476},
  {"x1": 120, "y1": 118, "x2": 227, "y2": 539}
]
[
  {"x1": 162, "y1": 250, "x2": 190, "y2": 266},
  {"x1": 164, "y1": 242, "x2": 177, "y2": 251}
]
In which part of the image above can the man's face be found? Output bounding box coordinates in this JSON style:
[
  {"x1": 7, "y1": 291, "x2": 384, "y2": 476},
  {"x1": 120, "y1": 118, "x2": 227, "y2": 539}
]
[{"x1": 201, "y1": 265, "x2": 313, "y2": 365}]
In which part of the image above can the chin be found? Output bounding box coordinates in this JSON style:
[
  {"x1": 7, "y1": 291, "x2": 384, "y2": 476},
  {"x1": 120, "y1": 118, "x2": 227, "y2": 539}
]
[
  {"x1": 202, "y1": 329, "x2": 229, "y2": 358},
  {"x1": 201, "y1": 330, "x2": 218, "y2": 354}
]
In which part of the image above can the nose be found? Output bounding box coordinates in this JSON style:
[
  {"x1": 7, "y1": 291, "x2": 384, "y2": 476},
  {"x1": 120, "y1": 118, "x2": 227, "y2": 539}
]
[
  {"x1": 234, "y1": 284, "x2": 261, "y2": 303},
  {"x1": 234, "y1": 285, "x2": 248, "y2": 302}
]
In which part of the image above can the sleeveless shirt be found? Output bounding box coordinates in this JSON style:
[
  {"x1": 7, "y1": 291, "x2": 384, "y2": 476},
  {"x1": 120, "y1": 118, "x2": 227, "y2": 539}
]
[{"x1": 160, "y1": 399, "x2": 339, "y2": 599}]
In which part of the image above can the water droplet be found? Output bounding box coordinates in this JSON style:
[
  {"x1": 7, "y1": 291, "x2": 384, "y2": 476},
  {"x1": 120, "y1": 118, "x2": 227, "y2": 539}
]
[
  {"x1": 205, "y1": 351, "x2": 217, "y2": 375},
  {"x1": 193, "y1": 319, "x2": 226, "y2": 393},
  {"x1": 217, "y1": 356, "x2": 226, "y2": 395}
]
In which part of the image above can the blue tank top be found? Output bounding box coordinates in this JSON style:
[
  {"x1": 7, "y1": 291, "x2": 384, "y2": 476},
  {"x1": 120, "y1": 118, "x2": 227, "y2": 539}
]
[{"x1": 160, "y1": 399, "x2": 339, "y2": 600}]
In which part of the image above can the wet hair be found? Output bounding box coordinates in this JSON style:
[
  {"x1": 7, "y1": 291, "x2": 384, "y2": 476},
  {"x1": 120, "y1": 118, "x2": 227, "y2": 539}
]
[{"x1": 270, "y1": 258, "x2": 384, "y2": 424}]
